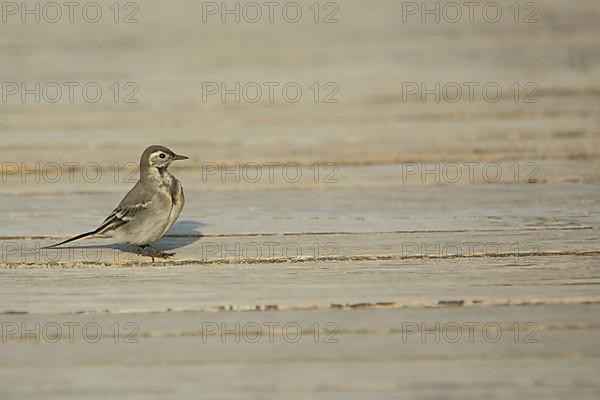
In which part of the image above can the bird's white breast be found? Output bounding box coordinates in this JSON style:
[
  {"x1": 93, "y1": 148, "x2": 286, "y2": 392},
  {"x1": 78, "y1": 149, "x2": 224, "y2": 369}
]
[{"x1": 159, "y1": 171, "x2": 185, "y2": 237}]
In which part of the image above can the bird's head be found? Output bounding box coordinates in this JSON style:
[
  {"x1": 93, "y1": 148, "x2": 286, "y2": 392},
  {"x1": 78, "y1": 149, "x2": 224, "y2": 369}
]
[{"x1": 140, "y1": 145, "x2": 189, "y2": 173}]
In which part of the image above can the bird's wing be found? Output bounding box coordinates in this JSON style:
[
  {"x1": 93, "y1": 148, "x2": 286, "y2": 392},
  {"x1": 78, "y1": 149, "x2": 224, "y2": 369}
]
[
  {"x1": 96, "y1": 200, "x2": 153, "y2": 234},
  {"x1": 44, "y1": 200, "x2": 150, "y2": 247},
  {"x1": 95, "y1": 180, "x2": 158, "y2": 234}
]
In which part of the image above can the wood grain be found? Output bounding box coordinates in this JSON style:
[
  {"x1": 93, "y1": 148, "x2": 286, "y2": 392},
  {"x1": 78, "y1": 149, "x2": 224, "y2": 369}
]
[{"x1": 0, "y1": 0, "x2": 599, "y2": 398}]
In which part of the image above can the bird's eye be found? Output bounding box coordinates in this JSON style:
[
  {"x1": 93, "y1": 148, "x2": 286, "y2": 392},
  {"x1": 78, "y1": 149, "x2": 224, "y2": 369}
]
[{"x1": 159, "y1": 153, "x2": 166, "y2": 159}]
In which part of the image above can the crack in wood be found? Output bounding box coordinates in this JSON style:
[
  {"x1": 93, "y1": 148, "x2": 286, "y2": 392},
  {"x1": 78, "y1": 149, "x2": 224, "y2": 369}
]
[
  {"x1": 1, "y1": 225, "x2": 595, "y2": 241},
  {"x1": 2, "y1": 250, "x2": 599, "y2": 269}
]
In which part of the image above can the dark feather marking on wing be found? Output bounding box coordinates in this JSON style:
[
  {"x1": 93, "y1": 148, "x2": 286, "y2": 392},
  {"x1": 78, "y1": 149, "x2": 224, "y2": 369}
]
[{"x1": 97, "y1": 202, "x2": 152, "y2": 234}]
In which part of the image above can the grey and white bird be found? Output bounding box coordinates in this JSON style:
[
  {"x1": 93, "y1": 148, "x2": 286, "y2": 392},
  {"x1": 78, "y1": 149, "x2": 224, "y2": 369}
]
[{"x1": 45, "y1": 145, "x2": 188, "y2": 259}]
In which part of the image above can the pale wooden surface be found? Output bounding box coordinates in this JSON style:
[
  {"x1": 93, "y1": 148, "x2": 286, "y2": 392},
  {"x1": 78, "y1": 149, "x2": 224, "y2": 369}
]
[{"x1": 1, "y1": 0, "x2": 600, "y2": 399}]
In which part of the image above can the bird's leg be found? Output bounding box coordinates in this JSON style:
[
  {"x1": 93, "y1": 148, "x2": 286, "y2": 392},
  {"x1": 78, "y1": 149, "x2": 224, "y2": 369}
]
[
  {"x1": 149, "y1": 245, "x2": 175, "y2": 259},
  {"x1": 133, "y1": 245, "x2": 154, "y2": 262},
  {"x1": 136, "y1": 245, "x2": 175, "y2": 260}
]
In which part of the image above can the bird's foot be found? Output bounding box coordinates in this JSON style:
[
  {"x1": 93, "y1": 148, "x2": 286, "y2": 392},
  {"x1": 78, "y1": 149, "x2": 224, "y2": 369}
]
[{"x1": 135, "y1": 246, "x2": 175, "y2": 261}]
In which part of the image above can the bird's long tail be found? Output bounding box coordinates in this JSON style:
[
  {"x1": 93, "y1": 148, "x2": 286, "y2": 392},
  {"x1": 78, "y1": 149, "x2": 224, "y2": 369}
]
[{"x1": 43, "y1": 229, "x2": 100, "y2": 249}]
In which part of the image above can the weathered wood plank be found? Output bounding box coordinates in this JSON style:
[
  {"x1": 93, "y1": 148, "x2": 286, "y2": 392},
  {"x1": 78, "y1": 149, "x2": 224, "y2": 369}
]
[
  {"x1": 2, "y1": 160, "x2": 600, "y2": 195},
  {"x1": 1, "y1": 305, "x2": 599, "y2": 399},
  {"x1": 1, "y1": 102, "x2": 598, "y2": 166},
  {"x1": 1, "y1": 227, "x2": 598, "y2": 266},
  {"x1": 2, "y1": 183, "x2": 599, "y2": 238},
  {"x1": 0, "y1": 256, "x2": 598, "y2": 315}
]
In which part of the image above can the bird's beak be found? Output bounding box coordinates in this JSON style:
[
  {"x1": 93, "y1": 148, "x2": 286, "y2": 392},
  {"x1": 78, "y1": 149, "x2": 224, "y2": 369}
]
[{"x1": 173, "y1": 154, "x2": 189, "y2": 161}]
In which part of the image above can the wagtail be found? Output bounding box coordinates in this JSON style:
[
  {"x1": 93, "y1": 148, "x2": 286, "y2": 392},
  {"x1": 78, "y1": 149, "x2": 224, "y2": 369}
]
[{"x1": 45, "y1": 145, "x2": 188, "y2": 259}]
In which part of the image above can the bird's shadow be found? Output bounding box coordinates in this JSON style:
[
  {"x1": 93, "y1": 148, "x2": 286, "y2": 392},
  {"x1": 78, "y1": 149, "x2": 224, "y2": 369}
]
[
  {"x1": 155, "y1": 220, "x2": 205, "y2": 251},
  {"x1": 60, "y1": 220, "x2": 205, "y2": 255}
]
